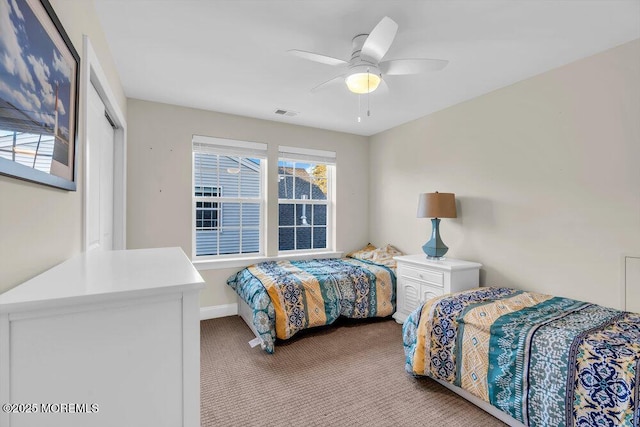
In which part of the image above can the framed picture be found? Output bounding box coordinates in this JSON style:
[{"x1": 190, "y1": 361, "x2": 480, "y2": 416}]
[{"x1": 0, "y1": 0, "x2": 80, "y2": 190}]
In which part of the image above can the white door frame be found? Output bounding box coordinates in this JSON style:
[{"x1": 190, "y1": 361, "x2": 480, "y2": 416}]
[{"x1": 82, "y1": 35, "x2": 127, "y2": 251}]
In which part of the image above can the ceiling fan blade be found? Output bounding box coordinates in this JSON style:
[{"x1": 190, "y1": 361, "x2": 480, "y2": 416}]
[
  {"x1": 360, "y1": 16, "x2": 398, "y2": 63},
  {"x1": 310, "y1": 75, "x2": 345, "y2": 93},
  {"x1": 288, "y1": 49, "x2": 347, "y2": 66},
  {"x1": 379, "y1": 58, "x2": 449, "y2": 75},
  {"x1": 376, "y1": 78, "x2": 389, "y2": 95}
]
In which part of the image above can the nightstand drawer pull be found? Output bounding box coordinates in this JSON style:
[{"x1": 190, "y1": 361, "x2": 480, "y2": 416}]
[{"x1": 400, "y1": 266, "x2": 443, "y2": 286}]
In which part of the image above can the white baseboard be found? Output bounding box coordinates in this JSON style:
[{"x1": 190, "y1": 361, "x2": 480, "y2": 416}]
[{"x1": 200, "y1": 303, "x2": 238, "y2": 320}]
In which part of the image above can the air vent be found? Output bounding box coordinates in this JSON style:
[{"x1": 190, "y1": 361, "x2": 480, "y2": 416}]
[{"x1": 274, "y1": 109, "x2": 298, "y2": 117}]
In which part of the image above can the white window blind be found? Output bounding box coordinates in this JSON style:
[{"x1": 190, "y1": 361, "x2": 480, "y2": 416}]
[
  {"x1": 278, "y1": 146, "x2": 336, "y2": 165},
  {"x1": 193, "y1": 135, "x2": 267, "y2": 158},
  {"x1": 192, "y1": 135, "x2": 265, "y2": 258}
]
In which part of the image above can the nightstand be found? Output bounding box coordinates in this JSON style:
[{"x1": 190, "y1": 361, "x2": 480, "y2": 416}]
[{"x1": 393, "y1": 254, "x2": 482, "y2": 323}]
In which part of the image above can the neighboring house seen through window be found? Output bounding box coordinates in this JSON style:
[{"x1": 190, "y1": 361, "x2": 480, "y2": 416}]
[
  {"x1": 278, "y1": 146, "x2": 335, "y2": 253},
  {"x1": 195, "y1": 186, "x2": 220, "y2": 230},
  {"x1": 193, "y1": 136, "x2": 266, "y2": 258},
  {"x1": 192, "y1": 137, "x2": 335, "y2": 260}
]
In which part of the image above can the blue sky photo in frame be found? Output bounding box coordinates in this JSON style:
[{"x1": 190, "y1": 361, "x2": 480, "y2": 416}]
[{"x1": 0, "y1": 0, "x2": 79, "y2": 190}]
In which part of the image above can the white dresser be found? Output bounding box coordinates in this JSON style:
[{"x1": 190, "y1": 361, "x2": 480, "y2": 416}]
[
  {"x1": 0, "y1": 247, "x2": 204, "y2": 427},
  {"x1": 393, "y1": 255, "x2": 482, "y2": 323}
]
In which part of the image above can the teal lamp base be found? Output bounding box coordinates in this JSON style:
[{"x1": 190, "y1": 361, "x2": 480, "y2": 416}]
[{"x1": 422, "y1": 218, "x2": 449, "y2": 259}]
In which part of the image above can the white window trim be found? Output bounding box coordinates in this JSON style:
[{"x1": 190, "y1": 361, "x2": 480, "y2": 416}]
[
  {"x1": 190, "y1": 139, "x2": 338, "y2": 264},
  {"x1": 277, "y1": 155, "x2": 335, "y2": 254},
  {"x1": 191, "y1": 137, "x2": 266, "y2": 259}
]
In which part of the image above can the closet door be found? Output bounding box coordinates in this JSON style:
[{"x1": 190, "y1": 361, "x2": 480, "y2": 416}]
[{"x1": 86, "y1": 83, "x2": 115, "y2": 250}]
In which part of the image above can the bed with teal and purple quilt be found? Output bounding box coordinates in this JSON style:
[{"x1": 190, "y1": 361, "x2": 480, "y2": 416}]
[
  {"x1": 227, "y1": 257, "x2": 396, "y2": 354},
  {"x1": 403, "y1": 287, "x2": 640, "y2": 427}
]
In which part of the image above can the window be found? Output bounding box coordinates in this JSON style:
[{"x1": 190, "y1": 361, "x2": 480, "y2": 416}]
[
  {"x1": 192, "y1": 137, "x2": 336, "y2": 262},
  {"x1": 192, "y1": 136, "x2": 266, "y2": 258},
  {"x1": 278, "y1": 146, "x2": 335, "y2": 252},
  {"x1": 195, "y1": 186, "x2": 220, "y2": 230}
]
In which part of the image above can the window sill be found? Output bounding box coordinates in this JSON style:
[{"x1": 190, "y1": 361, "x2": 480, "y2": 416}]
[{"x1": 192, "y1": 251, "x2": 344, "y2": 271}]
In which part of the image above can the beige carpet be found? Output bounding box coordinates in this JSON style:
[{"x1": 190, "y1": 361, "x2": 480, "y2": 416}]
[{"x1": 201, "y1": 316, "x2": 507, "y2": 427}]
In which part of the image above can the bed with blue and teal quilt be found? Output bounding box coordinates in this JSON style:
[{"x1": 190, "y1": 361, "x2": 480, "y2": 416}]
[
  {"x1": 227, "y1": 258, "x2": 396, "y2": 354},
  {"x1": 403, "y1": 287, "x2": 640, "y2": 427}
]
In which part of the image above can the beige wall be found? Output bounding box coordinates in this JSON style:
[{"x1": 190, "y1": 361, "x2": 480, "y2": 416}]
[
  {"x1": 126, "y1": 99, "x2": 369, "y2": 307},
  {"x1": 2, "y1": 4, "x2": 635, "y2": 315},
  {"x1": 0, "y1": 0, "x2": 125, "y2": 293},
  {"x1": 369, "y1": 39, "x2": 640, "y2": 309}
]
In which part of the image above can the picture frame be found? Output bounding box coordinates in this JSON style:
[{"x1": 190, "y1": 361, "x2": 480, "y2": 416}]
[{"x1": 0, "y1": 0, "x2": 80, "y2": 190}]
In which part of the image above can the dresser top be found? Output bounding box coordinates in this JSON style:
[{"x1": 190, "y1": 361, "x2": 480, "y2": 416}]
[
  {"x1": 393, "y1": 254, "x2": 482, "y2": 271},
  {"x1": 0, "y1": 247, "x2": 205, "y2": 313}
]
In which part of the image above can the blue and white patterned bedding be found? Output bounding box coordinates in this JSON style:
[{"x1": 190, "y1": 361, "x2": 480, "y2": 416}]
[
  {"x1": 227, "y1": 257, "x2": 396, "y2": 353},
  {"x1": 403, "y1": 287, "x2": 640, "y2": 427}
]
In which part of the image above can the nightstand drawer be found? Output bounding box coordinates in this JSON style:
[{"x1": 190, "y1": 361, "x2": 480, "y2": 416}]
[{"x1": 399, "y1": 265, "x2": 444, "y2": 287}]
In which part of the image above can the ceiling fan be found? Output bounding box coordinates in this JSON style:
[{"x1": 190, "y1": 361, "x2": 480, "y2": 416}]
[{"x1": 288, "y1": 16, "x2": 449, "y2": 94}]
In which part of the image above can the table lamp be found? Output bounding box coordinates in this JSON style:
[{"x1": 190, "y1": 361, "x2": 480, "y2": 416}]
[{"x1": 417, "y1": 192, "x2": 457, "y2": 259}]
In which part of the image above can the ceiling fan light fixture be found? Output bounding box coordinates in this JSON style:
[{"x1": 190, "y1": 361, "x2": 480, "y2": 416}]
[{"x1": 345, "y1": 72, "x2": 381, "y2": 94}]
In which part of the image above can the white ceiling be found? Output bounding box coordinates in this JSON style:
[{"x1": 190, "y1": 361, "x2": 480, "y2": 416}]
[{"x1": 93, "y1": 0, "x2": 640, "y2": 136}]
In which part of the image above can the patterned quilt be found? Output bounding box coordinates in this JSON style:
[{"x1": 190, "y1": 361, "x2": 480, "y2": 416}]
[
  {"x1": 403, "y1": 287, "x2": 640, "y2": 427},
  {"x1": 227, "y1": 258, "x2": 396, "y2": 353}
]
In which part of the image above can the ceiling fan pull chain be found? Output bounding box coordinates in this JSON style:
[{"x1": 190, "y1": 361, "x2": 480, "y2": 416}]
[
  {"x1": 367, "y1": 68, "x2": 371, "y2": 117},
  {"x1": 357, "y1": 94, "x2": 362, "y2": 123},
  {"x1": 367, "y1": 72, "x2": 371, "y2": 117}
]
